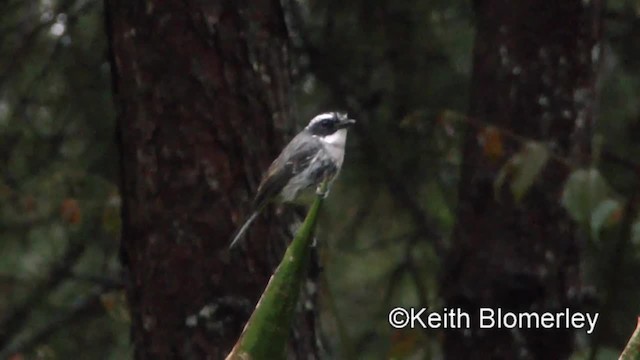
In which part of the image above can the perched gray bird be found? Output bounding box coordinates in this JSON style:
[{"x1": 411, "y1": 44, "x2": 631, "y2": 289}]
[{"x1": 229, "y1": 111, "x2": 356, "y2": 248}]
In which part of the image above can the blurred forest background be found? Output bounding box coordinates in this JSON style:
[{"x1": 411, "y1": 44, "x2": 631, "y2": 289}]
[{"x1": 2, "y1": 0, "x2": 640, "y2": 359}]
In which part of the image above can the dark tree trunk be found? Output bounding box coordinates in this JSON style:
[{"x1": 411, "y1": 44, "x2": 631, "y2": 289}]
[
  {"x1": 442, "y1": 1, "x2": 602, "y2": 358},
  {"x1": 105, "y1": 0, "x2": 317, "y2": 358}
]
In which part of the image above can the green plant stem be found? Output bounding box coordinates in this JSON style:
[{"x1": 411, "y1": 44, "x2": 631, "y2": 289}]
[
  {"x1": 620, "y1": 317, "x2": 640, "y2": 360},
  {"x1": 226, "y1": 186, "x2": 326, "y2": 360}
]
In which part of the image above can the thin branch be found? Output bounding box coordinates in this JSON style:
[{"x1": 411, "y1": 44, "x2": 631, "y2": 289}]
[
  {"x1": 0, "y1": 0, "x2": 98, "y2": 88},
  {"x1": 340, "y1": 231, "x2": 418, "y2": 254},
  {"x1": 69, "y1": 272, "x2": 123, "y2": 289},
  {"x1": 443, "y1": 110, "x2": 640, "y2": 174},
  {"x1": 359, "y1": 123, "x2": 444, "y2": 254},
  {"x1": 603, "y1": 10, "x2": 640, "y2": 23},
  {"x1": 0, "y1": 0, "x2": 75, "y2": 85},
  {"x1": 0, "y1": 288, "x2": 106, "y2": 359},
  {"x1": 405, "y1": 238, "x2": 430, "y2": 309},
  {"x1": 0, "y1": 237, "x2": 87, "y2": 349},
  {"x1": 319, "y1": 271, "x2": 355, "y2": 359},
  {"x1": 450, "y1": 111, "x2": 573, "y2": 168},
  {"x1": 333, "y1": 194, "x2": 377, "y2": 252},
  {"x1": 1, "y1": 0, "x2": 94, "y2": 189}
]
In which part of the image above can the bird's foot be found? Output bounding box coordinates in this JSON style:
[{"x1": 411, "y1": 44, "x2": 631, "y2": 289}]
[{"x1": 315, "y1": 186, "x2": 330, "y2": 198}]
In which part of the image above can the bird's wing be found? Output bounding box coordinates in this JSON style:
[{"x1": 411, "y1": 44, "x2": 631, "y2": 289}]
[{"x1": 252, "y1": 133, "x2": 321, "y2": 208}]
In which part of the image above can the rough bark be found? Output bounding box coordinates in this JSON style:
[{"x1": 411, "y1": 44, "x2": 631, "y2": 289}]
[
  {"x1": 442, "y1": 1, "x2": 602, "y2": 358},
  {"x1": 105, "y1": 0, "x2": 317, "y2": 358}
]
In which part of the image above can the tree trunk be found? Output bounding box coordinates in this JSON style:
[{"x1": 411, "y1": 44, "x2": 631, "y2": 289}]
[
  {"x1": 105, "y1": 0, "x2": 317, "y2": 358},
  {"x1": 442, "y1": 1, "x2": 602, "y2": 358}
]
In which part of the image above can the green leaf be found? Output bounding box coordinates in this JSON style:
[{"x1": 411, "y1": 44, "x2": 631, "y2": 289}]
[
  {"x1": 590, "y1": 198, "x2": 621, "y2": 239},
  {"x1": 510, "y1": 142, "x2": 549, "y2": 201},
  {"x1": 561, "y1": 168, "x2": 610, "y2": 225},
  {"x1": 226, "y1": 184, "x2": 327, "y2": 360},
  {"x1": 494, "y1": 154, "x2": 517, "y2": 201},
  {"x1": 493, "y1": 141, "x2": 549, "y2": 202}
]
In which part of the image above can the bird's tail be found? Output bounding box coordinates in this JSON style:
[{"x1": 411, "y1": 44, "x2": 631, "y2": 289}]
[{"x1": 229, "y1": 211, "x2": 260, "y2": 249}]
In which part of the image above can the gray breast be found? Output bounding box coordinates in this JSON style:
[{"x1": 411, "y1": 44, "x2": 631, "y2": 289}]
[{"x1": 280, "y1": 150, "x2": 339, "y2": 202}]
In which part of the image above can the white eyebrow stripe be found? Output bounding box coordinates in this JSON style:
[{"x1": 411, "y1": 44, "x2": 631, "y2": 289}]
[{"x1": 308, "y1": 113, "x2": 335, "y2": 125}]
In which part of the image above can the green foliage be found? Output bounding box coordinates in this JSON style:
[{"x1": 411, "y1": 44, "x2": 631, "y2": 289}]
[
  {"x1": 0, "y1": 0, "x2": 127, "y2": 358},
  {"x1": 590, "y1": 199, "x2": 623, "y2": 240},
  {"x1": 511, "y1": 143, "x2": 550, "y2": 201}
]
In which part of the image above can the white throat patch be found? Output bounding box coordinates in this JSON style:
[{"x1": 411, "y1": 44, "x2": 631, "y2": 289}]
[
  {"x1": 319, "y1": 129, "x2": 347, "y2": 170},
  {"x1": 320, "y1": 129, "x2": 347, "y2": 147}
]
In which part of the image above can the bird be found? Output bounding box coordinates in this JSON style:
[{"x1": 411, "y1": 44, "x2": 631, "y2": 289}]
[{"x1": 229, "y1": 111, "x2": 356, "y2": 248}]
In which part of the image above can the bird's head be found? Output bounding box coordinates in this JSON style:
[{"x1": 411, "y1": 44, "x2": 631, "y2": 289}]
[{"x1": 305, "y1": 112, "x2": 356, "y2": 137}]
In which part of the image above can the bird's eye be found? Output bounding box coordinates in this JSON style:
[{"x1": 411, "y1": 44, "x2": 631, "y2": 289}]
[{"x1": 321, "y1": 120, "x2": 332, "y2": 128}]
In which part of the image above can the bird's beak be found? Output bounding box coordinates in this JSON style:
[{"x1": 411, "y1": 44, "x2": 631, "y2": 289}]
[{"x1": 339, "y1": 118, "x2": 356, "y2": 129}]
